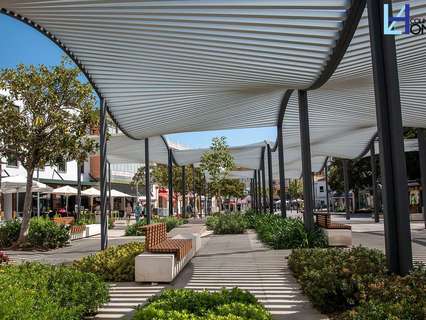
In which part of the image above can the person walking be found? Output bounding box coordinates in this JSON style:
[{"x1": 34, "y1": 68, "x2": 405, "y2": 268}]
[
  {"x1": 135, "y1": 201, "x2": 143, "y2": 223},
  {"x1": 125, "y1": 202, "x2": 133, "y2": 225}
]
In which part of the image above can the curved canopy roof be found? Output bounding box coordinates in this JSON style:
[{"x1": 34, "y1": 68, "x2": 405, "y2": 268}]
[{"x1": 0, "y1": 0, "x2": 362, "y2": 139}]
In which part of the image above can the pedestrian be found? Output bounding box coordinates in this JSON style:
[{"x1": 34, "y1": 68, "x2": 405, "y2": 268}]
[
  {"x1": 135, "y1": 201, "x2": 143, "y2": 223},
  {"x1": 125, "y1": 202, "x2": 133, "y2": 225}
]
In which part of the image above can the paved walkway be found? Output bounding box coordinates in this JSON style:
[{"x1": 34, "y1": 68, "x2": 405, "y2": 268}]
[{"x1": 96, "y1": 230, "x2": 325, "y2": 320}]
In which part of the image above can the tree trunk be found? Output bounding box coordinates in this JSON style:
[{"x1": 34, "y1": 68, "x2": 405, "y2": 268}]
[{"x1": 17, "y1": 167, "x2": 35, "y2": 245}]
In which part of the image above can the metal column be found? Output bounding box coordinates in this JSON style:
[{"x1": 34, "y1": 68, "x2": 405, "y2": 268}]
[
  {"x1": 192, "y1": 165, "x2": 196, "y2": 215},
  {"x1": 367, "y1": 0, "x2": 412, "y2": 275},
  {"x1": 417, "y1": 129, "x2": 426, "y2": 228},
  {"x1": 76, "y1": 163, "x2": 81, "y2": 220},
  {"x1": 168, "y1": 149, "x2": 173, "y2": 216},
  {"x1": 145, "y1": 138, "x2": 151, "y2": 225},
  {"x1": 261, "y1": 149, "x2": 267, "y2": 213},
  {"x1": 257, "y1": 169, "x2": 262, "y2": 213},
  {"x1": 253, "y1": 171, "x2": 258, "y2": 212},
  {"x1": 312, "y1": 173, "x2": 316, "y2": 212},
  {"x1": 325, "y1": 159, "x2": 330, "y2": 214},
  {"x1": 108, "y1": 161, "x2": 112, "y2": 224},
  {"x1": 343, "y1": 159, "x2": 351, "y2": 220},
  {"x1": 298, "y1": 90, "x2": 314, "y2": 231},
  {"x1": 99, "y1": 97, "x2": 108, "y2": 250},
  {"x1": 277, "y1": 126, "x2": 287, "y2": 217},
  {"x1": 182, "y1": 166, "x2": 186, "y2": 216},
  {"x1": 370, "y1": 142, "x2": 379, "y2": 222},
  {"x1": 267, "y1": 144, "x2": 274, "y2": 214}
]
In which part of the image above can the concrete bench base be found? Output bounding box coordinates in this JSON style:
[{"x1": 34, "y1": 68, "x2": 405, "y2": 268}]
[
  {"x1": 135, "y1": 233, "x2": 201, "y2": 283},
  {"x1": 322, "y1": 228, "x2": 352, "y2": 247}
]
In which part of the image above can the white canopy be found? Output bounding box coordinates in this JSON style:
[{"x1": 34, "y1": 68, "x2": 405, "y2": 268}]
[
  {"x1": 52, "y1": 185, "x2": 78, "y2": 196},
  {"x1": 81, "y1": 187, "x2": 100, "y2": 197},
  {"x1": 0, "y1": 176, "x2": 53, "y2": 194},
  {"x1": 110, "y1": 189, "x2": 133, "y2": 198}
]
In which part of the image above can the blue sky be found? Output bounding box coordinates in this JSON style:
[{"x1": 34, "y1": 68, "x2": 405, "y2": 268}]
[{"x1": 0, "y1": 14, "x2": 276, "y2": 148}]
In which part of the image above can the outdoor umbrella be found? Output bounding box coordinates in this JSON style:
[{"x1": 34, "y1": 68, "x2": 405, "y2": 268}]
[
  {"x1": 51, "y1": 185, "x2": 78, "y2": 213},
  {"x1": 81, "y1": 187, "x2": 100, "y2": 212}
]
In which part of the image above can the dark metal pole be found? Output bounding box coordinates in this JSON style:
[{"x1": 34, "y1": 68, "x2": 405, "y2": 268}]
[
  {"x1": 325, "y1": 159, "x2": 330, "y2": 214},
  {"x1": 343, "y1": 159, "x2": 351, "y2": 220},
  {"x1": 192, "y1": 165, "x2": 196, "y2": 215},
  {"x1": 312, "y1": 173, "x2": 316, "y2": 213},
  {"x1": 298, "y1": 90, "x2": 314, "y2": 231},
  {"x1": 367, "y1": 0, "x2": 412, "y2": 275},
  {"x1": 417, "y1": 129, "x2": 426, "y2": 229},
  {"x1": 261, "y1": 150, "x2": 267, "y2": 213},
  {"x1": 99, "y1": 97, "x2": 108, "y2": 250},
  {"x1": 370, "y1": 142, "x2": 379, "y2": 222},
  {"x1": 76, "y1": 162, "x2": 82, "y2": 221},
  {"x1": 168, "y1": 149, "x2": 173, "y2": 216},
  {"x1": 257, "y1": 169, "x2": 262, "y2": 213},
  {"x1": 267, "y1": 144, "x2": 274, "y2": 214},
  {"x1": 107, "y1": 160, "x2": 111, "y2": 247},
  {"x1": 182, "y1": 166, "x2": 186, "y2": 216},
  {"x1": 277, "y1": 126, "x2": 287, "y2": 217},
  {"x1": 145, "y1": 138, "x2": 151, "y2": 225},
  {"x1": 253, "y1": 171, "x2": 258, "y2": 212}
]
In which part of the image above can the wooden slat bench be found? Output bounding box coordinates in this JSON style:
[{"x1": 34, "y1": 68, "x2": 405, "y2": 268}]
[
  {"x1": 142, "y1": 223, "x2": 192, "y2": 261},
  {"x1": 52, "y1": 217, "x2": 75, "y2": 225},
  {"x1": 314, "y1": 213, "x2": 352, "y2": 247},
  {"x1": 315, "y1": 213, "x2": 351, "y2": 230},
  {"x1": 135, "y1": 223, "x2": 201, "y2": 282}
]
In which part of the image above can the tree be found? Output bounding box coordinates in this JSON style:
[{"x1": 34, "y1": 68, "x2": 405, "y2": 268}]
[
  {"x1": 200, "y1": 137, "x2": 235, "y2": 209},
  {"x1": 0, "y1": 62, "x2": 98, "y2": 245},
  {"x1": 221, "y1": 179, "x2": 245, "y2": 199},
  {"x1": 288, "y1": 179, "x2": 303, "y2": 200}
]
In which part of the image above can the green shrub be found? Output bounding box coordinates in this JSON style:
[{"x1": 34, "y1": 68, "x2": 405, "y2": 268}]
[
  {"x1": 74, "y1": 242, "x2": 144, "y2": 281},
  {"x1": 28, "y1": 217, "x2": 70, "y2": 249},
  {"x1": 288, "y1": 247, "x2": 388, "y2": 313},
  {"x1": 253, "y1": 214, "x2": 326, "y2": 249},
  {"x1": 133, "y1": 288, "x2": 271, "y2": 320},
  {"x1": 340, "y1": 266, "x2": 426, "y2": 320},
  {"x1": 206, "y1": 214, "x2": 247, "y2": 234},
  {"x1": 0, "y1": 262, "x2": 108, "y2": 320},
  {"x1": 125, "y1": 217, "x2": 186, "y2": 236},
  {"x1": 206, "y1": 216, "x2": 219, "y2": 230},
  {"x1": 125, "y1": 220, "x2": 147, "y2": 236},
  {"x1": 0, "y1": 220, "x2": 21, "y2": 248}
]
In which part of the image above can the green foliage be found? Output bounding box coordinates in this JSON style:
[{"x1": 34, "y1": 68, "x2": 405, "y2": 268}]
[
  {"x1": 206, "y1": 214, "x2": 247, "y2": 234},
  {"x1": 0, "y1": 218, "x2": 69, "y2": 249},
  {"x1": 250, "y1": 213, "x2": 327, "y2": 249},
  {"x1": 0, "y1": 220, "x2": 21, "y2": 248},
  {"x1": 200, "y1": 137, "x2": 235, "y2": 201},
  {"x1": 125, "y1": 217, "x2": 186, "y2": 236},
  {"x1": 0, "y1": 262, "x2": 108, "y2": 320},
  {"x1": 73, "y1": 242, "x2": 144, "y2": 281},
  {"x1": 289, "y1": 247, "x2": 426, "y2": 319},
  {"x1": 288, "y1": 179, "x2": 303, "y2": 199},
  {"x1": 288, "y1": 247, "x2": 388, "y2": 313},
  {"x1": 0, "y1": 62, "x2": 98, "y2": 244},
  {"x1": 28, "y1": 217, "x2": 70, "y2": 249},
  {"x1": 133, "y1": 288, "x2": 271, "y2": 320},
  {"x1": 220, "y1": 179, "x2": 246, "y2": 199}
]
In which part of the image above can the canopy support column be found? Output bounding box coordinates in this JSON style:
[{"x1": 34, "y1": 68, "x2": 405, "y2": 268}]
[
  {"x1": 192, "y1": 165, "x2": 196, "y2": 215},
  {"x1": 261, "y1": 149, "x2": 267, "y2": 213},
  {"x1": 145, "y1": 138, "x2": 151, "y2": 225},
  {"x1": 76, "y1": 163, "x2": 81, "y2": 221},
  {"x1": 417, "y1": 129, "x2": 426, "y2": 229},
  {"x1": 298, "y1": 90, "x2": 314, "y2": 231},
  {"x1": 253, "y1": 171, "x2": 258, "y2": 213},
  {"x1": 108, "y1": 161, "x2": 112, "y2": 223},
  {"x1": 267, "y1": 144, "x2": 274, "y2": 214},
  {"x1": 168, "y1": 149, "x2": 173, "y2": 216},
  {"x1": 182, "y1": 166, "x2": 186, "y2": 216},
  {"x1": 370, "y1": 142, "x2": 379, "y2": 222},
  {"x1": 257, "y1": 169, "x2": 262, "y2": 213},
  {"x1": 99, "y1": 97, "x2": 108, "y2": 250},
  {"x1": 325, "y1": 159, "x2": 330, "y2": 214},
  {"x1": 367, "y1": 0, "x2": 412, "y2": 275},
  {"x1": 343, "y1": 160, "x2": 351, "y2": 220},
  {"x1": 277, "y1": 126, "x2": 287, "y2": 217}
]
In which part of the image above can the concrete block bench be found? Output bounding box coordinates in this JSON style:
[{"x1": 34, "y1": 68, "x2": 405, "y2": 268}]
[
  {"x1": 135, "y1": 223, "x2": 200, "y2": 283},
  {"x1": 315, "y1": 213, "x2": 352, "y2": 247}
]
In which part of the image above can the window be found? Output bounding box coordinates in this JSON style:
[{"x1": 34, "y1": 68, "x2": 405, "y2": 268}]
[
  {"x1": 319, "y1": 186, "x2": 324, "y2": 193},
  {"x1": 57, "y1": 159, "x2": 66, "y2": 173},
  {"x1": 6, "y1": 154, "x2": 18, "y2": 167}
]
